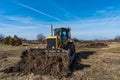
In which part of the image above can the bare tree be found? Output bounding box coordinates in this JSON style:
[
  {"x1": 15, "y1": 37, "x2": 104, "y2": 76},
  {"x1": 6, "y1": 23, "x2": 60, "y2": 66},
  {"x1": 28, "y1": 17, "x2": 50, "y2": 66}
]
[
  {"x1": 114, "y1": 35, "x2": 120, "y2": 41},
  {"x1": 37, "y1": 33, "x2": 45, "y2": 42},
  {"x1": 0, "y1": 34, "x2": 4, "y2": 43}
]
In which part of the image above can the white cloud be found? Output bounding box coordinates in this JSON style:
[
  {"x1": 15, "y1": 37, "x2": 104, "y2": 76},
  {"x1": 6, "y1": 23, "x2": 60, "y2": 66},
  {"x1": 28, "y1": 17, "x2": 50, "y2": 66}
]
[
  {"x1": 1, "y1": 6, "x2": 120, "y2": 40},
  {"x1": 96, "y1": 10, "x2": 107, "y2": 14},
  {"x1": 0, "y1": 15, "x2": 51, "y2": 39},
  {"x1": 12, "y1": 1, "x2": 65, "y2": 23},
  {"x1": 95, "y1": 6, "x2": 120, "y2": 18},
  {"x1": 6, "y1": 16, "x2": 34, "y2": 24},
  {"x1": 106, "y1": 6, "x2": 115, "y2": 10},
  {"x1": 51, "y1": 13, "x2": 120, "y2": 40}
]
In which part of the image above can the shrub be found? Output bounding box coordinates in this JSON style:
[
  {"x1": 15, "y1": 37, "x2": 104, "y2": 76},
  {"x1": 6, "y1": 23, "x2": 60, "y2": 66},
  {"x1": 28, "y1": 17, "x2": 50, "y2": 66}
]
[
  {"x1": 2, "y1": 36, "x2": 11, "y2": 45},
  {"x1": 13, "y1": 35, "x2": 22, "y2": 46},
  {"x1": 2, "y1": 35, "x2": 22, "y2": 46}
]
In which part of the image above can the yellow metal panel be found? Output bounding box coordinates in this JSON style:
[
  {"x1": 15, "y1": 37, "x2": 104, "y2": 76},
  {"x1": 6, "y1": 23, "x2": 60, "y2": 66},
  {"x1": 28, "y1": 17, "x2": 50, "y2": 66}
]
[
  {"x1": 46, "y1": 36, "x2": 58, "y2": 48},
  {"x1": 68, "y1": 38, "x2": 73, "y2": 42},
  {"x1": 46, "y1": 36, "x2": 57, "y2": 39}
]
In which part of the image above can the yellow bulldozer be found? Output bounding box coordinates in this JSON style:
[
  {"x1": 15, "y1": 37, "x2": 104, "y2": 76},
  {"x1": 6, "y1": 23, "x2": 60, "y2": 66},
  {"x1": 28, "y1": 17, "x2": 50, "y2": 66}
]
[
  {"x1": 6, "y1": 25, "x2": 76, "y2": 77},
  {"x1": 45, "y1": 25, "x2": 75, "y2": 64}
]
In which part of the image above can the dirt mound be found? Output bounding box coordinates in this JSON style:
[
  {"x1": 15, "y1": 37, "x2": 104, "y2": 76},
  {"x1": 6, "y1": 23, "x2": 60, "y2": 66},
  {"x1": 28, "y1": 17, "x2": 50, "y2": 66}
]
[
  {"x1": 86, "y1": 42, "x2": 108, "y2": 48},
  {"x1": 4, "y1": 49, "x2": 71, "y2": 78}
]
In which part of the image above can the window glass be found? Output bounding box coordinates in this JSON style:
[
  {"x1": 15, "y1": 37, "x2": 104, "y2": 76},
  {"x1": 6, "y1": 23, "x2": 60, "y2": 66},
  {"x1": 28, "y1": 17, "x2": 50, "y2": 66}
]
[
  {"x1": 62, "y1": 29, "x2": 67, "y2": 42},
  {"x1": 54, "y1": 29, "x2": 61, "y2": 36}
]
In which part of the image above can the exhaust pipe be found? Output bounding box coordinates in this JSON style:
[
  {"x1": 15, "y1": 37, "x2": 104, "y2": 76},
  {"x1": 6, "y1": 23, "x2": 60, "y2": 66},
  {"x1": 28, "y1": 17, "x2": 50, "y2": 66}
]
[{"x1": 51, "y1": 24, "x2": 53, "y2": 36}]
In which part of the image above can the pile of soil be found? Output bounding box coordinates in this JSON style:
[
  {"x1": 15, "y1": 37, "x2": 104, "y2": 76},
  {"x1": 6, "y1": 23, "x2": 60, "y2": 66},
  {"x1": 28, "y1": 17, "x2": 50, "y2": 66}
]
[
  {"x1": 4, "y1": 49, "x2": 71, "y2": 78},
  {"x1": 86, "y1": 42, "x2": 108, "y2": 48}
]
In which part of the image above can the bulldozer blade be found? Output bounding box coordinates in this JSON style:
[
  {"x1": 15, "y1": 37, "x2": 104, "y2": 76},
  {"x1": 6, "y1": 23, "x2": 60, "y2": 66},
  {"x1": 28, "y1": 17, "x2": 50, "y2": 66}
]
[
  {"x1": 4, "y1": 48, "x2": 75, "y2": 78},
  {"x1": 30, "y1": 48, "x2": 69, "y2": 56}
]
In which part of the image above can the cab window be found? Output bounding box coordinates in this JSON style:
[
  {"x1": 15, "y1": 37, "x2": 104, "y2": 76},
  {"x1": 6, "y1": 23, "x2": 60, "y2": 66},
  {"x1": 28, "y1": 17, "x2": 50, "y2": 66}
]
[{"x1": 61, "y1": 29, "x2": 67, "y2": 42}]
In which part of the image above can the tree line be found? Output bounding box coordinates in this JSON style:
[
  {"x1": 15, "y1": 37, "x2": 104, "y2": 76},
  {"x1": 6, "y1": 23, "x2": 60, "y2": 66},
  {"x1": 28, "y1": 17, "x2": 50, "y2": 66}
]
[
  {"x1": 0, "y1": 34, "x2": 22, "y2": 46},
  {"x1": 0, "y1": 33, "x2": 120, "y2": 46},
  {"x1": 0, "y1": 33, "x2": 45, "y2": 46}
]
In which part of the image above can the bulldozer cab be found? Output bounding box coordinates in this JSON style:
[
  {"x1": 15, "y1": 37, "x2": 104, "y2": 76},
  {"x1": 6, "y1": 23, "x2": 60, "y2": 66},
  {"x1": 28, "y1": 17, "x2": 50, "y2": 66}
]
[
  {"x1": 54, "y1": 27, "x2": 71, "y2": 42},
  {"x1": 46, "y1": 27, "x2": 72, "y2": 49}
]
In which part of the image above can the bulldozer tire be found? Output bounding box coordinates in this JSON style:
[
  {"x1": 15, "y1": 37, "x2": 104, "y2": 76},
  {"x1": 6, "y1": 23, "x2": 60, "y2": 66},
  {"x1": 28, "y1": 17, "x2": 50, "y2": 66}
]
[{"x1": 67, "y1": 43, "x2": 75, "y2": 69}]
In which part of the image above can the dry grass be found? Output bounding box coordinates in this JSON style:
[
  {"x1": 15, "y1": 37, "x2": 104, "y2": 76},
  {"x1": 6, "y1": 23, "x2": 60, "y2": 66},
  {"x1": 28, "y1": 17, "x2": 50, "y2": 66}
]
[{"x1": 0, "y1": 42, "x2": 120, "y2": 80}]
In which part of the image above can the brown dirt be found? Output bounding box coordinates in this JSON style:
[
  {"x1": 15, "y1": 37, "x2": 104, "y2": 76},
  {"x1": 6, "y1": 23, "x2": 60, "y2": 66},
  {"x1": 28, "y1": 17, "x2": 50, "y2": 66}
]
[
  {"x1": 1, "y1": 41, "x2": 120, "y2": 80},
  {"x1": 0, "y1": 53, "x2": 8, "y2": 60},
  {"x1": 3, "y1": 49, "x2": 71, "y2": 78},
  {"x1": 86, "y1": 42, "x2": 108, "y2": 48},
  {"x1": 75, "y1": 41, "x2": 108, "y2": 48}
]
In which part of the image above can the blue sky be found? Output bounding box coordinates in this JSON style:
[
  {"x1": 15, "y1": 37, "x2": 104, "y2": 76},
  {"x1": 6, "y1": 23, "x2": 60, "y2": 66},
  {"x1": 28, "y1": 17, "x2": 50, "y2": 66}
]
[{"x1": 0, "y1": 0, "x2": 120, "y2": 40}]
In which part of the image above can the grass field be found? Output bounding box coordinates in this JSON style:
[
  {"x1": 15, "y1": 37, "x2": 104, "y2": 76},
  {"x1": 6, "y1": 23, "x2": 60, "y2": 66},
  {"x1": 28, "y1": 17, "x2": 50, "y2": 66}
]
[{"x1": 0, "y1": 41, "x2": 120, "y2": 80}]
